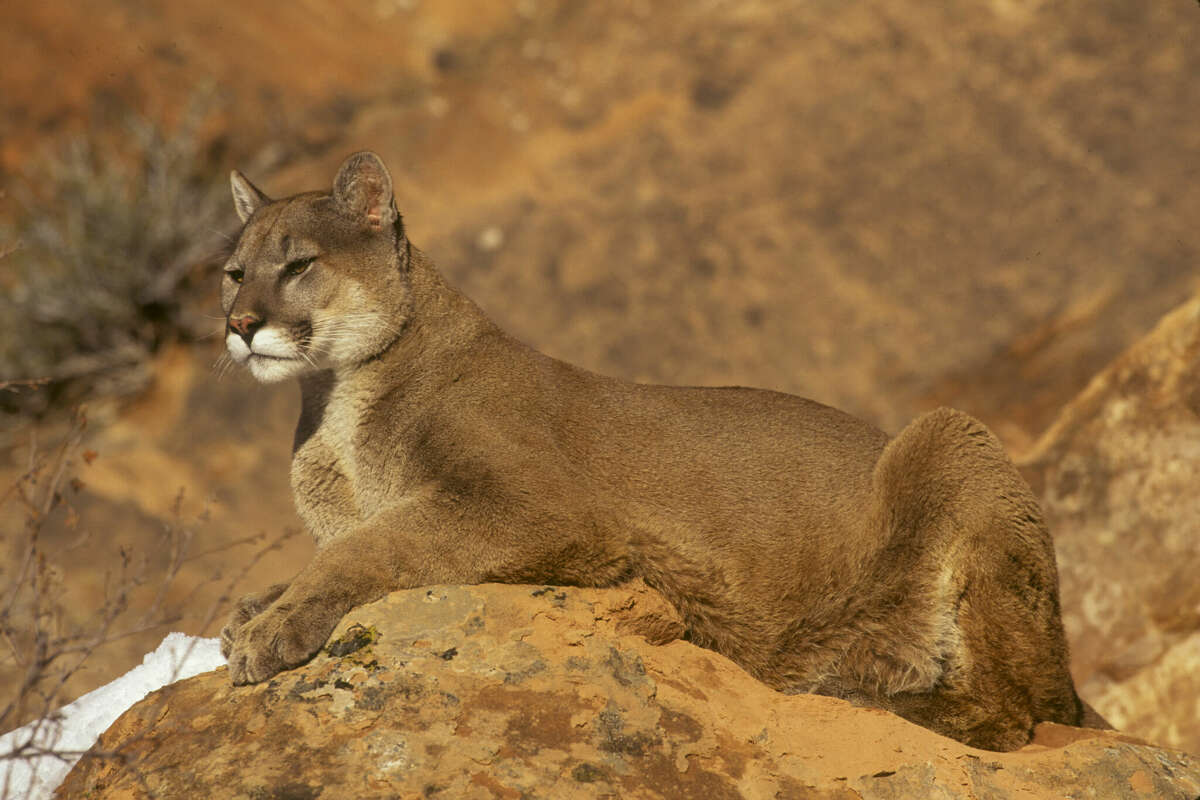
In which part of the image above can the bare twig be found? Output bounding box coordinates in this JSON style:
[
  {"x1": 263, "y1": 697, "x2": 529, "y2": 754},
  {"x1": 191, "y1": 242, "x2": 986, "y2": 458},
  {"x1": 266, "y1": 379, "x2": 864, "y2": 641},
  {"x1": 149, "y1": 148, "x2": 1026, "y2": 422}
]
[{"x1": 0, "y1": 411, "x2": 298, "y2": 799}]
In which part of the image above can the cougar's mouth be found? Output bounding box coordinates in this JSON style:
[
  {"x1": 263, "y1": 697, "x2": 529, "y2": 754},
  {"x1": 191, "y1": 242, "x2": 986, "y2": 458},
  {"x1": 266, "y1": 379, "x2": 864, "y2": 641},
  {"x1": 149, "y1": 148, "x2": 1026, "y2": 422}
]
[
  {"x1": 224, "y1": 327, "x2": 311, "y2": 385},
  {"x1": 225, "y1": 326, "x2": 301, "y2": 361},
  {"x1": 242, "y1": 347, "x2": 308, "y2": 384}
]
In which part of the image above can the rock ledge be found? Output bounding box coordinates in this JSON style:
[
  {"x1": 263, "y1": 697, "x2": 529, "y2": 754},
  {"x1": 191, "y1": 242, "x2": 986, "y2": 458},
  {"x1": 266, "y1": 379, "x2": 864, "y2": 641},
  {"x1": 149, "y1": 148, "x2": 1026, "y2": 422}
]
[{"x1": 59, "y1": 582, "x2": 1200, "y2": 799}]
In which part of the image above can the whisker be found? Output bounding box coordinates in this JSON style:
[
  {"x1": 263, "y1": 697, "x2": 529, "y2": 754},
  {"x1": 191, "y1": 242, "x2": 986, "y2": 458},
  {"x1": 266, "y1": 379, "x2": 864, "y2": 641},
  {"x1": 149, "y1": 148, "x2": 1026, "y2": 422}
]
[
  {"x1": 211, "y1": 353, "x2": 234, "y2": 381},
  {"x1": 312, "y1": 317, "x2": 402, "y2": 338}
]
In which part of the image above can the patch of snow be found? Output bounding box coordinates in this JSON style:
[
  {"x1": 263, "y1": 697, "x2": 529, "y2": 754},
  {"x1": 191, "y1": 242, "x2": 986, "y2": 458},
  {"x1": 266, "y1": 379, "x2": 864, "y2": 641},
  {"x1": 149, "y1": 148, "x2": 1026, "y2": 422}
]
[{"x1": 0, "y1": 633, "x2": 224, "y2": 800}]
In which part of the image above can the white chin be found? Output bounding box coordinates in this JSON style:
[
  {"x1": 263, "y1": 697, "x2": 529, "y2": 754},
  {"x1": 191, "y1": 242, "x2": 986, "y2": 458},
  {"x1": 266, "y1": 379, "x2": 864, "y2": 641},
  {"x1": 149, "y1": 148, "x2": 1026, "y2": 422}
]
[{"x1": 247, "y1": 355, "x2": 306, "y2": 383}]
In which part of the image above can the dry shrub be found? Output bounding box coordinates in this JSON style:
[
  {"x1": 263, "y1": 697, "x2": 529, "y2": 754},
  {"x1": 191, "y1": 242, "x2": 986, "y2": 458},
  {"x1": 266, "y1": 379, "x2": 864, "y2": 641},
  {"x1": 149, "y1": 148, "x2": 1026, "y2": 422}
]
[{"x1": 0, "y1": 95, "x2": 237, "y2": 420}]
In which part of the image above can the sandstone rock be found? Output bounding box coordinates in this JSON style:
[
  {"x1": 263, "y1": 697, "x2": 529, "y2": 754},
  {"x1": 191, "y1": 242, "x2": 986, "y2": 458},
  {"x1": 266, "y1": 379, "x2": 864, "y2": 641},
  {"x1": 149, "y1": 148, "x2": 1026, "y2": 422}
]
[
  {"x1": 1021, "y1": 294, "x2": 1200, "y2": 756},
  {"x1": 58, "y1": 582, "x2": 1199, "y2": 799}
]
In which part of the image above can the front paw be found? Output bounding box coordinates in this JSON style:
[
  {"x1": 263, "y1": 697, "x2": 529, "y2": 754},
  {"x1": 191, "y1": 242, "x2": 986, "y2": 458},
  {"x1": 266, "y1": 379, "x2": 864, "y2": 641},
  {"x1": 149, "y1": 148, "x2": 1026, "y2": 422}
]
[
  {"x1": 225, "y1": 603, "x2": 336, "y2": 685},
  {"x1": 220, "y1": 583, "x2": 289, "y2": 659}
]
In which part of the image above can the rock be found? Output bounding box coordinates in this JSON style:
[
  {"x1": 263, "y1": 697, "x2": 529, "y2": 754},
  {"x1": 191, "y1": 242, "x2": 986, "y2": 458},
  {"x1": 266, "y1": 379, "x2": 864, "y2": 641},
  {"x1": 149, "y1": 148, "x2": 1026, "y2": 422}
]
[
  {"x1": 58, "y1": 582, "x2": 1199, "y2": 799},
  {"x1": 1021, "y1": 294, "x2": 1200, "y2": 756}
]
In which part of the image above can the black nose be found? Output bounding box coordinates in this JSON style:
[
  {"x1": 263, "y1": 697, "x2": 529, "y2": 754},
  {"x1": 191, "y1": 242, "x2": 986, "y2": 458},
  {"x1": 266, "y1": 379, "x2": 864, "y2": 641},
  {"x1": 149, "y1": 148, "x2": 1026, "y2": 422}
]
[{"x1": 228, "y1": 313, "x2": 264, "y2": 344}]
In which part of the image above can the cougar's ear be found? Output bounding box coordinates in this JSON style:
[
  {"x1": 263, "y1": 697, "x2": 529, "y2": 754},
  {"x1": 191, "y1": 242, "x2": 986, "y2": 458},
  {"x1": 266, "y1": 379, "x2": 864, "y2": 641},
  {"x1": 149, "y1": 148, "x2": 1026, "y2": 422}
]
[
  {"x1": 332, "y1": 151, "x2": 397, "y2": 232},
  {"x1": 230, "y1": 170, "x2": 271, "y2": 223}
]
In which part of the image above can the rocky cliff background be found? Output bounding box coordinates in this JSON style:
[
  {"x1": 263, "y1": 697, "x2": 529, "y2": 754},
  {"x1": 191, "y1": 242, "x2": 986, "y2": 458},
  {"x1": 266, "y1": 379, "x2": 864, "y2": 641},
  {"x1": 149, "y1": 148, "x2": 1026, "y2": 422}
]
[{"x1": 1, "y1": 0, "x2": 1198, "y2": 761}]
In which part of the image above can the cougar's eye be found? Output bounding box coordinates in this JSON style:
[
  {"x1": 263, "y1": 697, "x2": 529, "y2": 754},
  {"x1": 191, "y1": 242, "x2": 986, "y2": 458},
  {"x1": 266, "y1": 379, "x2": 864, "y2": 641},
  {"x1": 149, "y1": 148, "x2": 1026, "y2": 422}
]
[
  {"x1": 285, "y1": 257, "x2": 316, "y2": 277},
  {"x1": 226, "y1": 268, "x2": 244, "y2": 284}
]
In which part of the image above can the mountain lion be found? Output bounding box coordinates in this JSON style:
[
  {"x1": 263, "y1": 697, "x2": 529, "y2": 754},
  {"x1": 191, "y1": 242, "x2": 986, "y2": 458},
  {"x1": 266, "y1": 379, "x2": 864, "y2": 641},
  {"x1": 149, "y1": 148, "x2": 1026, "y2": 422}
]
[{"x1": 219, "y1": 151, "x2": 1086, "y2": 750}]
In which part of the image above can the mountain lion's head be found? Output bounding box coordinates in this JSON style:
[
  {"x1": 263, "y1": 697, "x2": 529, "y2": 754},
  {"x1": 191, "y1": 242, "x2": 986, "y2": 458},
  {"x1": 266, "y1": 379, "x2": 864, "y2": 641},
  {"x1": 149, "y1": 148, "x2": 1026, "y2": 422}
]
[{"x1": 221, "y1": 152, "x2": 410, "y2": 383}]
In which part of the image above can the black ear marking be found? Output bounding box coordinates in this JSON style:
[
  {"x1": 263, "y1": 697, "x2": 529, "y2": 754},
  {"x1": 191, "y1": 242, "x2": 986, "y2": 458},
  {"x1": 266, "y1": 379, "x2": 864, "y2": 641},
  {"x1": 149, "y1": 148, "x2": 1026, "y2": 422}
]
[
  {"x1": 230, "y1": 170, "x2": 271, "y2": 223},
  {"x1": 332, "y1": 151, "x2": 397, "y2": 232}
]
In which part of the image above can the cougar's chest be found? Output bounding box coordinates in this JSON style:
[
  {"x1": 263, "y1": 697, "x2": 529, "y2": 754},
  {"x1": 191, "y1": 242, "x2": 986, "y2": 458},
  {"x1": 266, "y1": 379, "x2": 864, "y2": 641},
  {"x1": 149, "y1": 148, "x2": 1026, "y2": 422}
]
[{"x1": 290, "y1": 381, "x2": 391, "y2": 545}]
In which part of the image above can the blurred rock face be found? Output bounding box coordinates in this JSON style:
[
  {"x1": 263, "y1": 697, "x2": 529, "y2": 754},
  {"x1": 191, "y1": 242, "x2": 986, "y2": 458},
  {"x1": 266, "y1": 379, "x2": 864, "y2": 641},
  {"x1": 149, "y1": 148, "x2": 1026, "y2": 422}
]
[
  {"x1": 4, "y1": 1, "x2": 1198, "y2": 445},
  {"x1": 401, "y1": 1, "x2": 1200, "y2": 449},
  {"x1": 58, "y1": 584, "x2": 1200, "y2": 799},
  {"x1": 1022, "y1": 296, "x2": 1200, "y2": 752}
]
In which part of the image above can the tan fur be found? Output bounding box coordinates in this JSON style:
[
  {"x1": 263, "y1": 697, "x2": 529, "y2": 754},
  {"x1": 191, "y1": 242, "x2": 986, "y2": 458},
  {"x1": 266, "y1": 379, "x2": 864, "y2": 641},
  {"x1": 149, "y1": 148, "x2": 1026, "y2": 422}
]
[{"x1": 219, "y1": 152, "x2": 1085, "y2": 750}]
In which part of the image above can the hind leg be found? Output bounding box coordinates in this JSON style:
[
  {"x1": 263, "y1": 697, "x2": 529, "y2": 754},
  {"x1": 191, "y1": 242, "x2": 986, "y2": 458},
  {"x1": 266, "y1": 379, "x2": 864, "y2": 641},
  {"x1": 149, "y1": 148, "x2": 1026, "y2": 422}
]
[
  {"x1": 848, "y1": 574, "x2": 1078, "y2": 751},
  {"x1": 877, "y1": 589, "x2": 1080, "y2": 751},
  {"x1": 864, "y1": 408, "x2": 1082, "y2": 750},
  {"x1": 877, "y1": 683, "x2": 1034, "y2": 751}
]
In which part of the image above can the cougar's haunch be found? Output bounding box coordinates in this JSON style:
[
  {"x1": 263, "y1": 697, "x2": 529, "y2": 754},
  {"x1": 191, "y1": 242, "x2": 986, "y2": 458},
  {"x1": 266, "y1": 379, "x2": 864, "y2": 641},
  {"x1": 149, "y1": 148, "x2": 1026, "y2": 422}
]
[{"x1": 219, "y1": 151, "x2": 1085, "y2": 750}]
